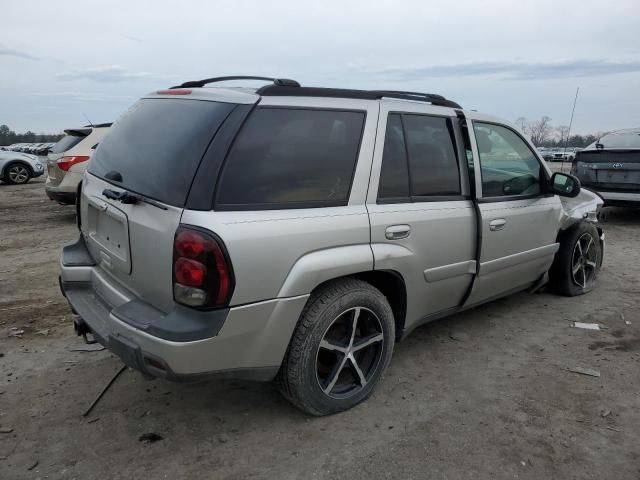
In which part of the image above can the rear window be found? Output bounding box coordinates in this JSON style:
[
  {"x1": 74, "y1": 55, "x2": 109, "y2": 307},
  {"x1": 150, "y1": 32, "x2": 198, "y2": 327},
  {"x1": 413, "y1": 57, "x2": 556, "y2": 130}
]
[
  {"x1": 594, "y1": 131, "x2": 640, "y2": 149},
  {"x1": 215, "y1": 107, "x2": 365, "y2": 210},
  {"x1": 51, "y1": 133, "x2": 87, "y2": 154},
  {"x1": 88, "y1": 99, "x2": 235, "y2": 206}
]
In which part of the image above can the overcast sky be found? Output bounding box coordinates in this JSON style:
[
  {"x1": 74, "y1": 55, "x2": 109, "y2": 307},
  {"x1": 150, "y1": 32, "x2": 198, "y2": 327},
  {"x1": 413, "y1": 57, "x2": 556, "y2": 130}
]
[{"x1": 1, "y1": 0, "x2": 639, "y2": 134}]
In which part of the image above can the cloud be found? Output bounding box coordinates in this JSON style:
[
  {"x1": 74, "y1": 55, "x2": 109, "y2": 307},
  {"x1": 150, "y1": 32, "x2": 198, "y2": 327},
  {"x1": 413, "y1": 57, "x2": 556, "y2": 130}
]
[
  {"x1": 24, "y1": 92, "x2": 137, "y2": 102},
  {"x1": 56, "y1": 65, "x2": 152, "y2": 83},
  {"x1": 0, "y1": 46, "x2": 40, "y2": 61},
  {"x1": 374, "y1": 59, "x2": 640, "y2": 81}
]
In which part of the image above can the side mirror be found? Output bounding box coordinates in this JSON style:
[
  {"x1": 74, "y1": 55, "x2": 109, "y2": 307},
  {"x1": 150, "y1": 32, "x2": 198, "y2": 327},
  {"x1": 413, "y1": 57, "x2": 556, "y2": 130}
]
[{"x1": 550, "y1": 172, "x2": 581, "y2": 197}]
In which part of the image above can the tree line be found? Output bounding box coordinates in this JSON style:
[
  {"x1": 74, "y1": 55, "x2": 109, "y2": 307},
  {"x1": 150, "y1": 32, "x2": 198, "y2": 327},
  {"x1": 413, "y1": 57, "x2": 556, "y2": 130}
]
[
  {"x1": 515, "y1": 117, "x2": 603, "y2": 148},
  {"x1": 0, "y1": 124, "x2": 64, "y2": 146}
]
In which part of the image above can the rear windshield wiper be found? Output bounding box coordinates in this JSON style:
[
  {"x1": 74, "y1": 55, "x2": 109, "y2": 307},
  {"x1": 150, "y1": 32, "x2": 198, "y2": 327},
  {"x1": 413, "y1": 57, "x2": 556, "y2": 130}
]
[{"x1": 102, "y1": 188, "x2": 168, "y2": 210}]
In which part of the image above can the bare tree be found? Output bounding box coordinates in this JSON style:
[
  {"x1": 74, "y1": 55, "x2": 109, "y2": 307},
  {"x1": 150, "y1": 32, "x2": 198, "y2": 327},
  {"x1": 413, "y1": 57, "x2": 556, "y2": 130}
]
[
  {"x1": 515, "y1": 117, "x2": 528, "y2": 133},
  {"x1": 556, "y1": 125, "x2": 570, "y2": 146},
  {"x1": 528, "y1": 116, "x2": 553, "y2": 146}
]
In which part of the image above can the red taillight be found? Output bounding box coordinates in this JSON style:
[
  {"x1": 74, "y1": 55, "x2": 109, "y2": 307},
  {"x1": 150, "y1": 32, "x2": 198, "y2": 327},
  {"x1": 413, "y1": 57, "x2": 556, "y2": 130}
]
[
  {"x1": 157, "y1": 89, "x2": 192, "y2": 95},
  {"x1": 174, "y1": 258, "x2": 206, "y2": 287},
  {"x1": 173, "y1": 226, "x2": 234, "y2": 308},
  {"x1": 57, "y1": 155, "x2": 90, "y2": 171}
]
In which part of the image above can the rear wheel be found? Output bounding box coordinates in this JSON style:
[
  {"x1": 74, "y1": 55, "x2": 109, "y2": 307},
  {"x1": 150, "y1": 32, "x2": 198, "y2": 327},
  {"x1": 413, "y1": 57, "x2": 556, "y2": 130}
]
[
  {"x1": 278, "y1": 279, "x2": 395, "y2": 416},
  {"x1": 5, "y1": 163, "x2": 31, "y2": 185},
  {"x1": 549, "y1": 222, "x2": 601, "y2": 296}
]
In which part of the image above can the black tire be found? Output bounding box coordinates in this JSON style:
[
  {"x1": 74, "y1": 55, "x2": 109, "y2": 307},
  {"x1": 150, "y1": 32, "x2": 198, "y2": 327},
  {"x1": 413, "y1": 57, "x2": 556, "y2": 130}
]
[
  {"x1": 549, "y1": 222, "x2": 602, "y2": 296},
  {"x1": 4, "y1": 162, "x2": 32, "y2": 185},
  {"x1": 278, "y1": 278, "x2": 395, "y2": 416}
]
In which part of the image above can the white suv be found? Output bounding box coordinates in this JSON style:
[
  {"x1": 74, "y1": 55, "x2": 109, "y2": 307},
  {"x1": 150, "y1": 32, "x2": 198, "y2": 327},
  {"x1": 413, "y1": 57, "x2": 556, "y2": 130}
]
[{"x1": 46, "y1": 123, "x2": 111, "y2": 204}]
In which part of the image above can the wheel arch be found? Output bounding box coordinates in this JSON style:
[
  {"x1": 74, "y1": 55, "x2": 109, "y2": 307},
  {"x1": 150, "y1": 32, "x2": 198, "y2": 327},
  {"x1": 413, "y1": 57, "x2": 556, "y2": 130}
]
[
  {"x1": 2, "y1": 160, "x2": 34, "y2": 178},
  {"x1": 302, "y1": 270, "x2": 407, "y2": 341}
]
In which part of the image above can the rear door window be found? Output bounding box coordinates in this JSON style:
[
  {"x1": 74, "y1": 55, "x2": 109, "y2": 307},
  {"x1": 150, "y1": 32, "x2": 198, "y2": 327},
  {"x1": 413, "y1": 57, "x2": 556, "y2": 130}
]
[
  {"x1": 215, "y1": 108, "x2": 365, "y2": 210},
  {"x1": 377, "y1": 113, "x2": 461, "y2": 202},
  {"x1": 88, "y1": 99, "x2": 235, "y2": 206},
  {"x1": 403, "y1": 114, "x2": 461, "y2": 197}
]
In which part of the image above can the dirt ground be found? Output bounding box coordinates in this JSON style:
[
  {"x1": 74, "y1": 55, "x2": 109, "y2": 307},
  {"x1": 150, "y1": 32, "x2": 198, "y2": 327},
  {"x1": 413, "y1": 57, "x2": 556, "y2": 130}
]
[{"x1": 1, "y1": 177, "x2": 639, "y2": 480}]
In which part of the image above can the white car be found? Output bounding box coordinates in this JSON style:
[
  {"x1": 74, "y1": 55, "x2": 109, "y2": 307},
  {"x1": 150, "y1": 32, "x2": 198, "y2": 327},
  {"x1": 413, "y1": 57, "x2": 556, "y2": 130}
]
[{"x1": 45, "y1": 123, "x2": 111, "y2": 204}]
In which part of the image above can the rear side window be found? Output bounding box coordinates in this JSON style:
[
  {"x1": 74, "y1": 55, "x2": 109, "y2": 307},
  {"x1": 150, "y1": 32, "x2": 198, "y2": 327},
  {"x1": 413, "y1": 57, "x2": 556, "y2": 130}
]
[
  {"x1": 50, "y1": 133, "x2": 87, "y2": 154},
  {"x1": 89, "y1": 99, "x2": 235, "y2": 206},
  {"x1": 216, "y1": 108, "x2": 365, "y2": 210},
  {"x1": 377, "y1": 113, "x2": 461, "y2": 202}
]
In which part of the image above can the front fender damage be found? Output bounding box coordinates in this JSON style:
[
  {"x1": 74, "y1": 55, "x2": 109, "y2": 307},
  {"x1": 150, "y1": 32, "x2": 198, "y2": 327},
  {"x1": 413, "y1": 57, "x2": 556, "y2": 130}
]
[{"x1": 559, "y1": 188, "x2": 603, "y2": 230}]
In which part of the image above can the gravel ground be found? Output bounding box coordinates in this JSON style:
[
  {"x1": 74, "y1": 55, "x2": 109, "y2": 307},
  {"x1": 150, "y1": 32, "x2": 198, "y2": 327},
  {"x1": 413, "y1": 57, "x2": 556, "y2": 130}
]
[{"x1": 1, "y1": 177, "x2": 639, "y2": 480}]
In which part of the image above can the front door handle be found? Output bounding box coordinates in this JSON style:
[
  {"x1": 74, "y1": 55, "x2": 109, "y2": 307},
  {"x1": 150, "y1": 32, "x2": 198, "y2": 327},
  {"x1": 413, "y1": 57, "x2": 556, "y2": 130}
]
[
  {"x1": 489, "y1": 218, "x2": 507, "y2": 231},
  {"x1": 385, "y1": 224, "x2": 411, "y2": 240}
]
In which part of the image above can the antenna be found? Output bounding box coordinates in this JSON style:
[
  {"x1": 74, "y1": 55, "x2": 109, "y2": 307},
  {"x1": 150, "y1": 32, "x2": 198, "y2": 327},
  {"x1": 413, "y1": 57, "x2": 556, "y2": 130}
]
[
  {"x1": 82, "y1": 113, "x2": 94, "y2": 127},
  {"x1": 562, "y1": 87, "x2": 579, "y2": 171}
]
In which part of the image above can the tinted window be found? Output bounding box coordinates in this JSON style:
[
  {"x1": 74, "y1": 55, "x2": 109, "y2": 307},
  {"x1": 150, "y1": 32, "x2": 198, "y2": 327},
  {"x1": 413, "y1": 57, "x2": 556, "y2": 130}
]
[
  {"x1": 596, "y1": 131, "x2": 640, "y2": 149},
  {"x1": 403, "y1": 115, "x2": 461, "y2": 196},
  {"x1": 51, "y1": 133, "x2": 86, "y2": 154},
  {"x1": 216, "y1": 108, "x2": 365, "y2": 209},
  {"x1": 89, "y1": 99, "x2": 234, "y2": 206},
  {"x1": 474, "y1": 122, "x2": 541, "y2": 198},
  {"x1": 378, "y1": 114, "x2": 410, "y2": 199}
]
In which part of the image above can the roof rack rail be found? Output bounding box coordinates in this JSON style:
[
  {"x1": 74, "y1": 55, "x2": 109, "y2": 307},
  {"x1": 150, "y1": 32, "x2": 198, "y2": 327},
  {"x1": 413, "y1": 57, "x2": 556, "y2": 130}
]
[
  {"x1": 256, "y1": 85, "x2": 461, "y2": 108},
  {"x1": 169, "y1": 76, "x2": 300, "y2": 89}
]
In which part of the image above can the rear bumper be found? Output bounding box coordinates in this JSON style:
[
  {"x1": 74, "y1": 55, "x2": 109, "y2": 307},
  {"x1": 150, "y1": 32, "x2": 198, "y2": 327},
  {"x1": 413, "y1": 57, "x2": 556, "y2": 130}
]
[
  {"x1": 59, "y1": 236, "x2": 309, "y2": 381},
  {"x1": 46, "y1": 189, "x2": 76, "y2": 204},
  {"x1": 589, "y1": 190, "x2": 640, "y2": 206}
]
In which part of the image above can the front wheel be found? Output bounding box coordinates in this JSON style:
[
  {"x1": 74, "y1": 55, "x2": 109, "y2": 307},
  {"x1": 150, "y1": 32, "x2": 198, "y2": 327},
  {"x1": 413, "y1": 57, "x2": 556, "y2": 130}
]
[
  {"x1": 278, "y1": 279, "x2": 395, "y2": 416},
  {"x1": 5, "y1": 163, "x2": 32, "y2": 185},
  {"x1": 549, "y1": 222, "x2": 602, "y2": 296}
]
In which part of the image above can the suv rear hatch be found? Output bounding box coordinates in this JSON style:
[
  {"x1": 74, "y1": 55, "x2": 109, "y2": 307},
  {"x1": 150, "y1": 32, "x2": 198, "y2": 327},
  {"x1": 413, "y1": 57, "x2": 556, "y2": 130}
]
[
  {"x1": 575, "y1": 149, "x2": 640, "y2": 193},
  {"x1": 48, "y1": 128, "x2": 91, "y2": 185},
  {"x1": 81, "y1": 97, "x2": 237, "y2": 313}
]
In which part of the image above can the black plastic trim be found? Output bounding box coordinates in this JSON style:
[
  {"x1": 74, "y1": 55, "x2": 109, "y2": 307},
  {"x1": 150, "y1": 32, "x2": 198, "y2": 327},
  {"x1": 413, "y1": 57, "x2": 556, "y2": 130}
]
[
  {"x1": 257, "y1": 85, "x2": 461, "y2": 108},
  {"x1": 185, "y1": 104, "x2": 256, "y2": 210},
  {"x1": 111, "y1": 300, "x2": 230, "y2": 342},
  {"x1": 61, "y1": 236, "x2": 96, "y2": 267}
]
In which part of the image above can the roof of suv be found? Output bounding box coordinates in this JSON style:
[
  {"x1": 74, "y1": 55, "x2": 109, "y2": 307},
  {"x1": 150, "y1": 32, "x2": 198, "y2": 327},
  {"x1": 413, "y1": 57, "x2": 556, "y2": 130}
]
[{"x1": 148, "y1": 76, "x2": 463, "y2": 109}]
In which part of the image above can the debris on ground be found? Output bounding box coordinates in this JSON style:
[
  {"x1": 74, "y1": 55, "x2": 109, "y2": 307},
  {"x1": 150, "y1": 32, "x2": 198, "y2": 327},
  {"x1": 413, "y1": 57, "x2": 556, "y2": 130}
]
[
  {"x1": 0, "y1": 427, "x2": 14, "y2": 433},
  {"x1": 573, "y1": 322, "x2": 600, "y2": 330},
  {"x1": 82, "y1": 365, "x2": 127, "y2": 417},
  {"x1": 27, "y1": 460, "x2": 39, "y2": 471},
  {"x1": 69, "y1": 346, "x2": 106, "y2": 353},
  {"x1": 139, "y1": 433, "x2": 164, "y2": 443},
  {"x1": 601, "y1": 410, "x2": 612, "y2": 418},
  {"x1": 8, "y1": 328, "x2": 25, "y2": 338},
  {"x1": 568, "y1": 367, "x2": 601, "y2": 377}
]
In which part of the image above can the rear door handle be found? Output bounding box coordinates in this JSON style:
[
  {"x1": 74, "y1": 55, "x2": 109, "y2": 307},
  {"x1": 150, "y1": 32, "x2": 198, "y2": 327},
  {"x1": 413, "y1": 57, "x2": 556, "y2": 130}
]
[
  {"x1": 385, "y1": 224, "x2": 411, "y2": 240},
  {"x1": 489, "y1": 218, "x2": 507, "y2": 231}
]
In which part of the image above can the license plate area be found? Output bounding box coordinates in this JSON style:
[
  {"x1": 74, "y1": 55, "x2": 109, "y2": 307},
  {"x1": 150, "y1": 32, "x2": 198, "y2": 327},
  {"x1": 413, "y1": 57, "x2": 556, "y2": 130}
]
[
  {"x1": 597, "y1": 171, "x2": 630, "y2": 183},
  {"x1": 86, "y1": 197, "x2": 131, "y2": 274}
]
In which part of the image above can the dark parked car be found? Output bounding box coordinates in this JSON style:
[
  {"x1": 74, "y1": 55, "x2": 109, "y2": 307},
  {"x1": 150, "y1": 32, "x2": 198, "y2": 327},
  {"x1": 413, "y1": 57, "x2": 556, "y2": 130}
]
[{"x1": 572, "y1": 129, "x2": 640, "y2": 207}]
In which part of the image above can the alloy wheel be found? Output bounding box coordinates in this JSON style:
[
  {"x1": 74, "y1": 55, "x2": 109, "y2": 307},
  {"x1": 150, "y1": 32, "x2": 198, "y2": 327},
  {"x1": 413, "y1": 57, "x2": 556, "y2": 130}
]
[
  {"x1": 571, "y1": 232, "x2": 598, "y2": 289},
  {"x1": 315, "y1": 307, "x2": 385, "y2": 399},
  {"x1": 8, "y1": 165, "x2": 29, "y2": 184}
]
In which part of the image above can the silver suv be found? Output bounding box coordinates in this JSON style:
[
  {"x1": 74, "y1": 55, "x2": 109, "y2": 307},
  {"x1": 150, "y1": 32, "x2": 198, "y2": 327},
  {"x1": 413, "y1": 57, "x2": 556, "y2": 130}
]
[{"x1": 59, "y1": 76, "x2": 604, "y2": 415}]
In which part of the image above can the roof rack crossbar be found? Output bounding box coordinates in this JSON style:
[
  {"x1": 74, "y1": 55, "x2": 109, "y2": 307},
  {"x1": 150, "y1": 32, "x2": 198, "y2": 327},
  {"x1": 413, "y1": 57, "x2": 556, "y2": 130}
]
[{"x1": 170, "y1": 76, "x2": 300, "y2": 89}]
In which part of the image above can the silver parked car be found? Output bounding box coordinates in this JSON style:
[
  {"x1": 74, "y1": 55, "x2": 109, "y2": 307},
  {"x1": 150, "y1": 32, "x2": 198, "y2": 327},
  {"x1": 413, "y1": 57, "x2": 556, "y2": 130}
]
[
  {"x1": 0, "y1": 151, "x2": 44, "y2": 184},
  {"x1": 572, "y1": 129, "x2": 640, "y2": 206},
  {"x1": 59, "y1": 76, "x2": 604, "y2": 415}
]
